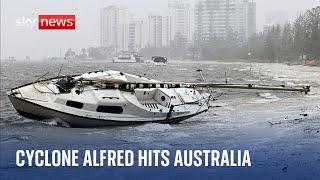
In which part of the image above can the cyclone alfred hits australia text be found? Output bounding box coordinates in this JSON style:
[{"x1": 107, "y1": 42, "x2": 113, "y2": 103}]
[{"x1": 16, "y1": 149, "x2": 251, "y2": 167}]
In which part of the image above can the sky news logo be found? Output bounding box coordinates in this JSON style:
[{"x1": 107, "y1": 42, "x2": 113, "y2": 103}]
[
  {"x1": 16, "y1": 15, "x2": 76, "y2": 30},
  {"x1": 39, "y1": 15, "x2": 76, "y2": 30}
]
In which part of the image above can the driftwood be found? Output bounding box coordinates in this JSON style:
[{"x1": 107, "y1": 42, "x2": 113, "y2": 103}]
[{"x1": 267, "y1": 121, "x2": 282, "y2": 126}]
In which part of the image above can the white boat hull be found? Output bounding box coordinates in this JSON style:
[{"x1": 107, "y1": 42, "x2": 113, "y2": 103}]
[{"x1": 8, "y1": 95, "x2": 205, "y2": 127}]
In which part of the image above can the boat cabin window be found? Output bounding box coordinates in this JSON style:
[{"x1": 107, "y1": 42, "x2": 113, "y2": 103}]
[
  {"x1": 118, "y1": 84, "x2": 135, "y2": 91},
  {"x1": 119, "y1": 84, "x2": 127, "y2": 90},
  {"x1": 66, "y1": 101, "x2": 83, "y2": 109},
  {"x1": 96, "y1": 106, "x2": 123, "y2": 114},
  {"x1": 143, "y1": 84, "x2": 148, "y2": 88}
]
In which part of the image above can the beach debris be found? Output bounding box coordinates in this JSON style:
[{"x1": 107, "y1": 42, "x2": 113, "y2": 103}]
[
  {"x1": 268, "y1": 121, "x2": 282, "y2": 126},
  {"x1": 299, "y1": 113, "x2": 308, "y2": 117},
  {"x1": 282, "y1": 165, "x2": 288, "y2": 173}
]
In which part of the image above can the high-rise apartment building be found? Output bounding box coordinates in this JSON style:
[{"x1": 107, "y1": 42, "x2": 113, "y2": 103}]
[
  {"x1": 146, "y1": 1, "x2": 191, "y2": 47},
  {"x1": 194, "y1": 0, "x2": 256, "y2": 42},
  {"x1": 245, "y1": 0, "x2": 256, "y2": 39},
  {"x1": 101, "y1": 6, "x2": 146, "y2": 52},
  {"x1": 128, "y1": 20, "x2": 144, "y2": 52},
  {"x1": 100, "y1": 6, "x2": 130, "y2": 51},
  {"x1": 147, "y1": 15, "x2": 162, "y2": 47},
  {"x1": 100, "y1": 1, "x2": 255, "y2": 50},
  {"x1": 147, "y1": 15, "x2": 171, "y2": 47},
  {"x1": 168, "y1": 0, "x2": 191, "y2": 41}
]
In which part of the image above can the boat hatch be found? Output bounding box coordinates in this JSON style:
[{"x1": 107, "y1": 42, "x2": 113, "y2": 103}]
[
  {"x1": 66, "y1": 101, "x2": 83, "y2": 109},
  {"x1": 96, "y1": 106, "x2": 123, "y2": 114},
  {"x1": 102, "y1": 97, "x2": 120, "y2": 100}
]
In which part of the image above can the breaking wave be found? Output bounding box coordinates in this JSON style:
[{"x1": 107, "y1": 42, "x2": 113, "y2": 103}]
[
  {"x1": 134, "y1": 123, "x2": 174, "y2": 132},
  {"x1": 41, "y1": 119, "x2": 71, "y2": 128},
  {"x1": 251, "y1": 93, "x2": 281, "y2": 104},
  {"x1": 10, "y1": 118, "x2": 70, "y2": 128},
  {"x1": 1, "y1": 135, "x2": 30, "y2": 143},
  {"x1": 258, "y1": 93, "x2": 280, "y2": 100}
]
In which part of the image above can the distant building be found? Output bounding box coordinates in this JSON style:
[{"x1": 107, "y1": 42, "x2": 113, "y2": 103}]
[
  {"x1": 168, "y1": 0, "x2": 192, "y2": 41},
  {"x1": 194, "y1": 0, "x2": 256, "y2": 42},
  {"x1": 100, "y1": 6, "x2": 130, "y2": 52},
  {"x1": 146, "y1": 0, "x2": 191, "y2": 48},
  {"x1": 245, "y1": 0, "x2": 256, "y2": 38},
  {"x1": 128, "y1": 20, "x2": 145, "y2": 52},
  {"x1": 101, "y1": 6, "x2": 146, "y2": 52},
  {"x1": 147, "y1": 15, "x2": 171, "y2": 47}
]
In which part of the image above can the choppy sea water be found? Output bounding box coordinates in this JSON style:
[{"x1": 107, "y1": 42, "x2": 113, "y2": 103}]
[{"x1": 0, "y1": 60, "x2": 320, "y2": 180}]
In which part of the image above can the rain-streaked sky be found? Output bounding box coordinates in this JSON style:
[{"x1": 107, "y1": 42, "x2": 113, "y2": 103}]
[{"x1": 1, "y1": 0, "x2": 319, "y2": 59}]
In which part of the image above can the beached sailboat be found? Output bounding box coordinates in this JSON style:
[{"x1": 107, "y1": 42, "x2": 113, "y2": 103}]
[
  {"x1": 7, "y1": 70, "x2": 310, "y2": 127},
  {"x1": 7, "y1": 71, "x2": 210, "y2": 127}
]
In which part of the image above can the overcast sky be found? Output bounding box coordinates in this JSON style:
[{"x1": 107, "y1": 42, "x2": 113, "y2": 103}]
[{"x1": 1, "y1": 0, "x2": 319, "y2": 59}]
